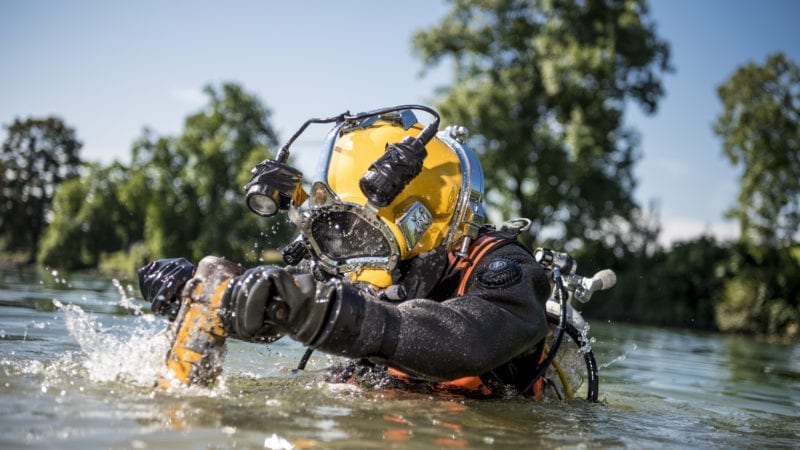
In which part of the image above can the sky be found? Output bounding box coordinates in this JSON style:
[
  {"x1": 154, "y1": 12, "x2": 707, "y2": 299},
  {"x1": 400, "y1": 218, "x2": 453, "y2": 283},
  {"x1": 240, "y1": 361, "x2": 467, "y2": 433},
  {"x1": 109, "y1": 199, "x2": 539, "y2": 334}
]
[{"x1": 2, "y1": 0, "x2": 799, "y2": 247}]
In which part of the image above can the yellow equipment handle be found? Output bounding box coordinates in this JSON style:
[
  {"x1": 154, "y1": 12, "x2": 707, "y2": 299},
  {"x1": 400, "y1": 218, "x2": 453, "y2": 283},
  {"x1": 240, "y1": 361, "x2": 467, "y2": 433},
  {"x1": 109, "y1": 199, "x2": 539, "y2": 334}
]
[{"x1": 158, "y1": 256, "x2": 244, "y2": 389}]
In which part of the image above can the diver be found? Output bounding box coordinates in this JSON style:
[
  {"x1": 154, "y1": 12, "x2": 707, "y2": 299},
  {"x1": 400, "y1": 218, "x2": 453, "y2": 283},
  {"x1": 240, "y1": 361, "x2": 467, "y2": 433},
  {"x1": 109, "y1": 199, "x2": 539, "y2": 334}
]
[{"x1": 138, "y1": 105, "x2": 560, "y2": 399}]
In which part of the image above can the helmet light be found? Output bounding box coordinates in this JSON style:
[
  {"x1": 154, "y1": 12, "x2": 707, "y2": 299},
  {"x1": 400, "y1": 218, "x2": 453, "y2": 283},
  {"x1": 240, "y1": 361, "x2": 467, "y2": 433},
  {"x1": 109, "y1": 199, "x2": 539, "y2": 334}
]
[
  {"x1": 244, "y1": 160, "x2": 305, "y2": 217},
  {"x1": 246, "y1": 185, "x2": 281, "y2": 217}
]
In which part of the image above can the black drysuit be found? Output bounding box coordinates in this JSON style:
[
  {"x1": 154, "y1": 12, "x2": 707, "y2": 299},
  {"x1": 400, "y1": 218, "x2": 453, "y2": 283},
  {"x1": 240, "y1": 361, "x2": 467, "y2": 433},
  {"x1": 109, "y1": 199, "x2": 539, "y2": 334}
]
[{"x1": 307, "y1": 236, "x2": 552, "y2": 395}]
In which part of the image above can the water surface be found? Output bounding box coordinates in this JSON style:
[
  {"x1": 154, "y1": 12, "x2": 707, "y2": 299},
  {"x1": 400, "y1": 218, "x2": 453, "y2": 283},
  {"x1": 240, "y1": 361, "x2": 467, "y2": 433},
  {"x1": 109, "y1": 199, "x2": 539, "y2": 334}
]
[{"x1": 1, "y1": 267, "x2": 798, "y2": 448}]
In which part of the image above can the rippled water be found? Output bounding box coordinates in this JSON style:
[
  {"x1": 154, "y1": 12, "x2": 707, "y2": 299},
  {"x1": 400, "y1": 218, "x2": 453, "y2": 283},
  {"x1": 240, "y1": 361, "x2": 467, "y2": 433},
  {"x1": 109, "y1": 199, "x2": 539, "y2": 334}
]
[{"x1": 1, "y1": 267, "x2": 798, "y2": 449}]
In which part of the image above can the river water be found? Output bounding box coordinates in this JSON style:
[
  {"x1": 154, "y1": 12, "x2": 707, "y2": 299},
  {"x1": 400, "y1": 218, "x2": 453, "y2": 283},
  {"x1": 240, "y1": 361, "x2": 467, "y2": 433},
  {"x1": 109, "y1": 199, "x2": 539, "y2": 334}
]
[{"x1": 1, "y1": 266, "x2": 798, "y2": 449}]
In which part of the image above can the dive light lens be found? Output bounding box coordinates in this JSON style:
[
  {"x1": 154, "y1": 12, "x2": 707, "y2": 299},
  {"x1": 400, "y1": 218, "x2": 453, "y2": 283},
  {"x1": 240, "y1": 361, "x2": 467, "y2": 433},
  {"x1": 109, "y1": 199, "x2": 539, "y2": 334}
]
[
  {"x1": 246, "y1": 191, "x2": 279, "y2": 217},
  {"x1": 243, "y1": 159, "x2": 305, "y2": 217}
]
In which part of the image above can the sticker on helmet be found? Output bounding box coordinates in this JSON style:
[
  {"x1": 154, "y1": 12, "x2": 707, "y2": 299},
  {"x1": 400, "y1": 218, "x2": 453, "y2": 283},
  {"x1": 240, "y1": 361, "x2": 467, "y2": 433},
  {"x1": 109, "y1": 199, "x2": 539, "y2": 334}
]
[
  {"x1": 398, "y1": 202, "x2": 433, "y2": 250},
  {"x1": 477, "y1": 257, "x2": 522, "y2": 289}
]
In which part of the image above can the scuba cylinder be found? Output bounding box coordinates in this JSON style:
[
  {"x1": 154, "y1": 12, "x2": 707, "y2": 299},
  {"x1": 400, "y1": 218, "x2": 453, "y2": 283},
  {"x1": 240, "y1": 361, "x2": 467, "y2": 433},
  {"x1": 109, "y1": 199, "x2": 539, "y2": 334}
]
[{"x1": 158, "y1": 256, "x2": 244, "y2": 389}]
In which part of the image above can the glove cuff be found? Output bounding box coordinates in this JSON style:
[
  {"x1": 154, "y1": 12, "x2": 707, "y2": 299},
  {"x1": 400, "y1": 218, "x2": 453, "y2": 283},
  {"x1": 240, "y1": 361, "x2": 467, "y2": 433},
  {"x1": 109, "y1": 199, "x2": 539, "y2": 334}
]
[
  {"x1": 289, "y1": 277, "x2": 335, "y2": 345},
  {"x1": 311, "y1": 283, "x2": 401, "y2": 359}
]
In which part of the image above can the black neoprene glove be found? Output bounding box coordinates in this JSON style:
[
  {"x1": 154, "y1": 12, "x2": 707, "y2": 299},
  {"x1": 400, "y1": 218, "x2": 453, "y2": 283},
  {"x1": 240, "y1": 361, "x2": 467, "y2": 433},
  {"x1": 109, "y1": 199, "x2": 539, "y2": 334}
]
[
  {"x1": 220, "y1": 266, "x2": 335, "y2": 345},
  {"x1": 137, "y1": 258, "x2": 196, "y2": 321}
]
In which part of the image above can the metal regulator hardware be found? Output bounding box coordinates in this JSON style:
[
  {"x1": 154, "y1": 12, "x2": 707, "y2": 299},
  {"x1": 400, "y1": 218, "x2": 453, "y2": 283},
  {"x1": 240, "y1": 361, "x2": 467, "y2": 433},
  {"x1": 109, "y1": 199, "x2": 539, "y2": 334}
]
[
  {"x1": 534, "y1": 248, "x2": 617, "y2": 303},
  {"x1": 528, "y1": 247, "x2": 617, "y2": 402}
]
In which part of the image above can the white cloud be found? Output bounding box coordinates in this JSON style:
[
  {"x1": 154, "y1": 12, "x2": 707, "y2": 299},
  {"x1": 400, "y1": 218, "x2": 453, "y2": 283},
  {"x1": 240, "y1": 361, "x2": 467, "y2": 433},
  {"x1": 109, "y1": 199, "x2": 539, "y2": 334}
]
[
  {"x1": 169, "y1": 87, "x2": 206, "y2": 107},
  {"x1": 659, "y1": 216, "x2": 739, "y2": 247}
]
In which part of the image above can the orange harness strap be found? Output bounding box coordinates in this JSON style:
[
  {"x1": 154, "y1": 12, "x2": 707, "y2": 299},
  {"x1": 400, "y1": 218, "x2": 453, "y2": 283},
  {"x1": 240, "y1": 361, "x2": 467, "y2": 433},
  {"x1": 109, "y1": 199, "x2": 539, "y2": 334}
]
[
  {"x1": 451, "y1": 233, "x2": 507, "y2": 296},
  {"x1": 389, "y1": 232, "x2": 545, "y2": 398},
  {"x1": 387, "y1": 233, "x2": 505, "y2": 397}
]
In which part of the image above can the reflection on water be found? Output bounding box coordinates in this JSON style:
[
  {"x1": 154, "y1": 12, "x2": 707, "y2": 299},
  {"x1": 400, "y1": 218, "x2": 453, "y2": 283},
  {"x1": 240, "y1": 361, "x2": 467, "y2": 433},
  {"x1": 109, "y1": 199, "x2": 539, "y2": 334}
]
[{"x1": 1, "y1": 267, "x2": 798, "y2": 448}]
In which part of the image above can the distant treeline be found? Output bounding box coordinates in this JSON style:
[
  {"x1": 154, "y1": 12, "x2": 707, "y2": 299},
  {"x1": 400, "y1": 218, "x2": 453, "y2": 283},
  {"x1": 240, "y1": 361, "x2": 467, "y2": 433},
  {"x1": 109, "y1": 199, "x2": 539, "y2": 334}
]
[{"x1": 576, "y1": 237, "x2": 800, "y2": 340}]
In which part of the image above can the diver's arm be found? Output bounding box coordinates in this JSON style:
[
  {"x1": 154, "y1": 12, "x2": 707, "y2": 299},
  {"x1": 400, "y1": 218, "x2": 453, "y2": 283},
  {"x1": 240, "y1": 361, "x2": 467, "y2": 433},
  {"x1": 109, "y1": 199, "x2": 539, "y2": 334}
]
[{"x1": 313, "y1": 244, "x2": 551, "y2": 381}]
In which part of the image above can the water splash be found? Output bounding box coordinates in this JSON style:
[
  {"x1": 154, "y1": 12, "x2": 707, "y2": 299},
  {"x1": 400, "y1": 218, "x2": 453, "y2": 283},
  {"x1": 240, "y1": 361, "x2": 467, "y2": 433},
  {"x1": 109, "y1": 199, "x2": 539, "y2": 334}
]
[
  {"x1": 49, "y1": 283, "x2": 232, "y2": 398},
  {"x1": 579, "y1": 323, "x2": 596, "y2": 354},
  {"x1": 599, "y1": 343, "x2": 638, "y2": 369},
  {"x1": 264, "y1": 433, "x2": 294, "y2": 449},
  {"x1": 54, "y1": 277, "x2": 163, "y2": 385},
  {"x1": 54, "y1": 298, "x2": 170, "y2": 386},
  {"x1": 48, "y1": 268, "x2": 70, "y2": 287},
  {"x1": 111, "y1": 278, "x2": 145, "y2": 315}
]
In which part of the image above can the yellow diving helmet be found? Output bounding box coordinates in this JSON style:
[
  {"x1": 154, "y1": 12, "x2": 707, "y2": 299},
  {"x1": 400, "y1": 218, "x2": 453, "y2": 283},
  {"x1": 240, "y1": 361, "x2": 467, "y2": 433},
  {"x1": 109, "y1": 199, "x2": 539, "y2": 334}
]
[
  {"x1": 293, "y1": 105, "x2": 485, "y2": 289},
  {"x1": 245, "y1": 105, "x2": 485, "y2": 292}
]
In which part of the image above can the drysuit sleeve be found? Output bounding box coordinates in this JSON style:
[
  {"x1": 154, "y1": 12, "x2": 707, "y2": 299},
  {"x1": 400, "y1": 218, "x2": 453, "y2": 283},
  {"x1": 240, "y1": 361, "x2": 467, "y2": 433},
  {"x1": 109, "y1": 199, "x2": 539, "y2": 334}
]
[{"x1": 312, "y1": 243, "x2": 551, "y2": 381}]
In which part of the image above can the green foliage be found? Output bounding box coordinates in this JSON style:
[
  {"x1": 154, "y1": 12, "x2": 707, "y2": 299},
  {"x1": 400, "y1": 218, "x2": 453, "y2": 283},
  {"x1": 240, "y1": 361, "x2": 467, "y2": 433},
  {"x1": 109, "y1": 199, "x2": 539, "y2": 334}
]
[
  {"x1": 707, "y1": 53, "x2": 800, "y2": 340},
  {"x1": 39, "y1": 82, "x2": 295, "y2": 270},
  {"x1": 97, "y1": 242, "x2": 150, "y2": 279},
  {"x1": 578, "y1": 235, "x2": 729, "y2": 329},
  {"x1": 38, "y1": 163, "x2": 137, "y2": 269},
  {"x1": 714, "y1": 52, "x2": 800, "y2": 247},
  {"x1": 130, "y1": 83, "x2": 293, "y2": 264},
  {"x1": 577, "y1": 234, "x2": 800, "y2": 340},
  {"x1": 1, "y1": 117, "x2": 82, "y2": 262},
  {"x1": 715, "y1": 245, "x2": 800, "y2": 339},
  {"x1": 413, "y1": 0, "x2": 671, "y2": 247}
]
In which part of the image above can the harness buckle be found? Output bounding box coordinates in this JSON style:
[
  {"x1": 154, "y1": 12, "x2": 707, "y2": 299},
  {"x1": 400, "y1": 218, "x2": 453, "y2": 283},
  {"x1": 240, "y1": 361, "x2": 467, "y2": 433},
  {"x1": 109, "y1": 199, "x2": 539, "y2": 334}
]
[{"x1": 499, "y1": 218, "x2": 532, "y2": 237}]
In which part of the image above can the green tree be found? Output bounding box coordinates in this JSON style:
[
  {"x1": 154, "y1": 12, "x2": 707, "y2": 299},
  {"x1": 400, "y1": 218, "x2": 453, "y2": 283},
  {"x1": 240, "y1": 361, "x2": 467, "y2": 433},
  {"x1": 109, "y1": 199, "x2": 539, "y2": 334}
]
[
  {"x1": 581, "y1": 235, "x2": 730, "y2": 328},
  {"x1": 412, "y1": 0, "x2": 671, "y2": 247},
  {"x1": 38, "y1": 162, "x2": 137, "y2": 269},
  {"x1": 131, "y1": 82, "x2": 292, "y2": 263},
  {"x1": 128, "y1": 129, "x2": 197, "y2": 260},
  {"x1": 714, "y1": 52, "x2": 800, "y2": 247},
  {"x1": 0, "y1": 117, "x2": 82, "y2": 262},
  {"x1": 39, "y1": 82, "x2": 292, "y2": 271},
  {"x1": 714, "y1": 245, "x2": 800, "y2": 339}
]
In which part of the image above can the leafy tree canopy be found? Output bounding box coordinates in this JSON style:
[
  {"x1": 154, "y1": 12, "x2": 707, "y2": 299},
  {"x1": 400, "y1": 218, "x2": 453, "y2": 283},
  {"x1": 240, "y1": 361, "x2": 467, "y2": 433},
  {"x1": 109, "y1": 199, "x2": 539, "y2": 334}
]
[
  {"x1": 1, "y1": 116, "x2": 82, "y2": 262},
  {"x1": 130, "y1": 82, "x2": 291, "y2": 263},
  {"x1": 413, "y1": 0, "x2": 671, "y2": 249},
  {"x1": 715, "y1": 52, "x2": 800, "y2": 248},
  {"x1": 39, "y1": 82, "x2": 293, "y2": 270},
  {"x1": 38, "y1": 162, "x2": 133, "y2": 269}
]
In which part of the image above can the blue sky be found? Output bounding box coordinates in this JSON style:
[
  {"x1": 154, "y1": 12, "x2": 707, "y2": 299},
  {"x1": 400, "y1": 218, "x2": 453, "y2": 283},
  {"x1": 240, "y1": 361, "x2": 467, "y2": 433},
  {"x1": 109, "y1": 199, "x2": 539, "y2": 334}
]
[{"x1": 2, "y1": 0, "x2": 799, "y2": 246}]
